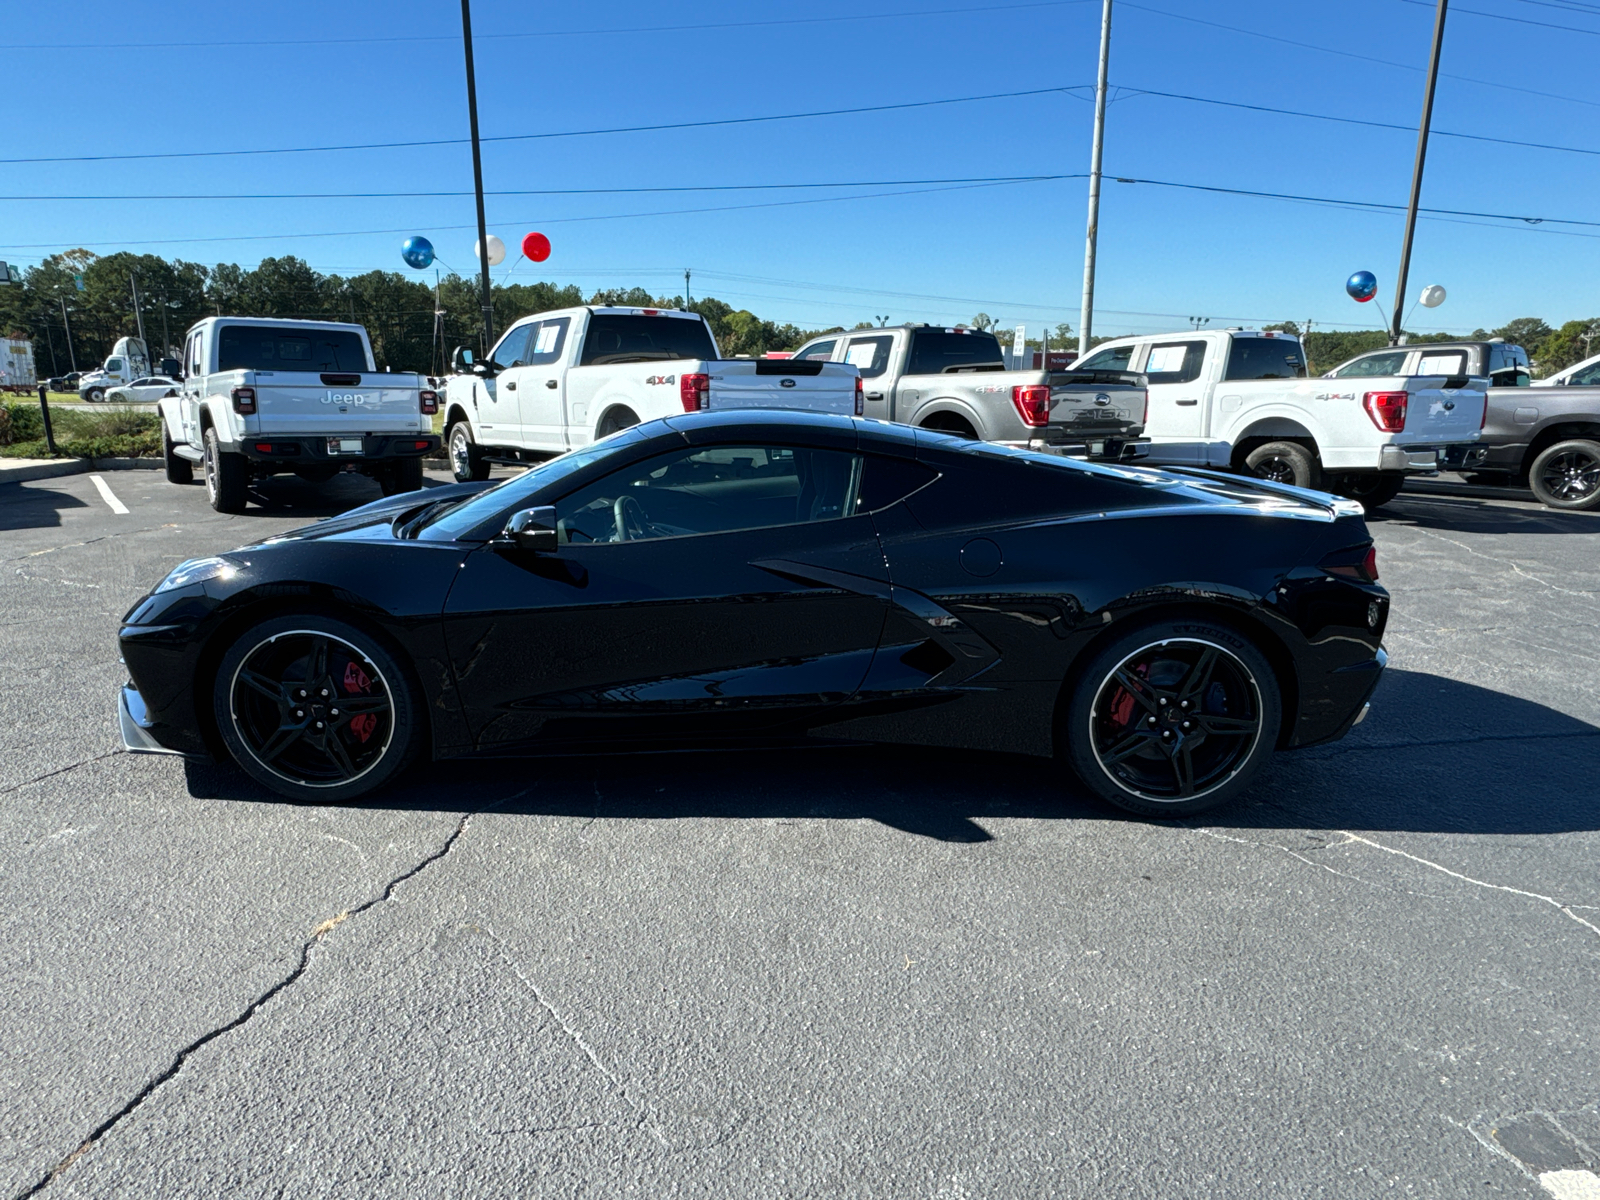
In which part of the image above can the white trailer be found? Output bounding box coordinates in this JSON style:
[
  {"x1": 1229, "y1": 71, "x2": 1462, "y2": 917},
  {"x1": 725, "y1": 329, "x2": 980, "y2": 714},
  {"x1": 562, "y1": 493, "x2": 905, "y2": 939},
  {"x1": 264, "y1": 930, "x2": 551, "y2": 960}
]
[{"x1": 1, "y1": 337, "x2": 37, "y2": 392}]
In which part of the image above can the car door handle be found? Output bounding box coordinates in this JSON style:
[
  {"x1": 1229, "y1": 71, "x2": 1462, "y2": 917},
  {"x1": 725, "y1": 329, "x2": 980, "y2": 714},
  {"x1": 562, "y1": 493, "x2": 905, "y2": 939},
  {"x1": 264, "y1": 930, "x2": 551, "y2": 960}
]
[
  {"x1": 1175, "y1": 398, "x2": 1198, "y2": 406},
  {"x1": 504, "y1": 381, "x2": 517, "y2": 390},
  {"x1": 866, "y1": 392, "x2": 884, "y2": 400},
  {"x1": 545, "y1": 379, "x2": 558, "y2": 389}
]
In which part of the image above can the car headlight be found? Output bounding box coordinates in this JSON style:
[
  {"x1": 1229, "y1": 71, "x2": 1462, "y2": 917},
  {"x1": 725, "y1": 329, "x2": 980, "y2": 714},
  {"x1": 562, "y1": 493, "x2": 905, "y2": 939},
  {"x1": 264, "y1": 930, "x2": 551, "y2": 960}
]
[{"x1": 154, "y1": 556, "x2": 239, "y2": 593}]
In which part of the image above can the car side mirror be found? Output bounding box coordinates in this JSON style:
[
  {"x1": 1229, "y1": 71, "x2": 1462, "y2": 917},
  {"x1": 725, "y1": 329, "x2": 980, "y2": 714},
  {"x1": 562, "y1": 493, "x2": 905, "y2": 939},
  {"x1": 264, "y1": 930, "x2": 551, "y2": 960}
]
[
  {"x1": 451, "y1": 345, "x2": 476, "y2": 374},
  {"x1": 501, "y1": 506, "x2": 559, "y2": 552}
]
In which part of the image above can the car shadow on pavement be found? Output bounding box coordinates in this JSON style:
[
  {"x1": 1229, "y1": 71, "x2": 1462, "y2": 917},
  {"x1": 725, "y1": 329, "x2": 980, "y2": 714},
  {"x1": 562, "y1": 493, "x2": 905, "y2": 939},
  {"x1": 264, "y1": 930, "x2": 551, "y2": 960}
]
[
  {"x1": 180, "y1": 670, "x2": 1600, "y2": 840},
  {"x1": 1373, "y1": 493, "x2": 1600, "y2": 536},
  {"x1": 229, "y1": 471, "x2": 448, "y2": 519},
  {"x1": 0, "y1": 480, "x2": 91, "y2": 531}
]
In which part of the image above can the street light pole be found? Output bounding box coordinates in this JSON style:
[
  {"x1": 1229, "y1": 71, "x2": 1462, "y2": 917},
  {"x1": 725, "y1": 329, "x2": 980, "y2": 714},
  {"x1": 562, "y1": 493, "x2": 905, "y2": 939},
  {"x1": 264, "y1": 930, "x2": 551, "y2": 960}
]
[
  {"x1": 1078, "y1": 0, "x2": 1113, "y2": 356},
  {"x1": 1390, "y1": 0, "x2": 1448, "y2": 347},
  {"x1": 60, "y1": 297, "x2": 76, "y2": 371},
  {"x1": 460, "y1": 0, "x2": 495, "y2": 348}
]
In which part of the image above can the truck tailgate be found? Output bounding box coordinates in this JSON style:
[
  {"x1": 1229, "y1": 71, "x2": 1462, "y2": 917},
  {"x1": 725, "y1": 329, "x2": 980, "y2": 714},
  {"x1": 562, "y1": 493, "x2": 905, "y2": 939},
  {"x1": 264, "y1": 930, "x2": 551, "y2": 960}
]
[
  {"x1": 249, "y1": 372, "x2": 425, "y2": 434},
  {"x1": 1047, "y1": 369, "x2": 1147, "y2": 436},
  {"x1": 708, "y1": 360, "x2": 858, "y2": 414},
  {"x1": 1396, "y1": 377, "x2": 1487, "y2": 445}
]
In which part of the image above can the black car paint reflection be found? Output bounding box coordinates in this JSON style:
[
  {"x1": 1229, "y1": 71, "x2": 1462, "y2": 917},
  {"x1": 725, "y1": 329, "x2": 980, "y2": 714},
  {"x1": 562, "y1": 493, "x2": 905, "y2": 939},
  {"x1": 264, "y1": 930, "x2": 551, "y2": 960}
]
[{"x1": 118, "y1": 412, "x2": 1387, "y2": 776}]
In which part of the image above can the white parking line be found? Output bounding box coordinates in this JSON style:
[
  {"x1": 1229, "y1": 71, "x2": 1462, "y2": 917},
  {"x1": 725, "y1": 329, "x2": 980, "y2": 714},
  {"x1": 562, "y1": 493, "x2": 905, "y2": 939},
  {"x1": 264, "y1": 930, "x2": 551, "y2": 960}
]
[{"x1": 88, "y1": 474, "x2": 129, "y2": 514}]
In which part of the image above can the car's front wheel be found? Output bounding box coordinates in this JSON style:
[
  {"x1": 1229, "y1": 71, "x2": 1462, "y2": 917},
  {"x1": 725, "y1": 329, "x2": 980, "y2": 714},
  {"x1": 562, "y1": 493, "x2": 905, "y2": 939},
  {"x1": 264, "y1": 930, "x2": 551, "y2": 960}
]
[
  {"x1": 1528, "y1": 439, "x2": 1600, "y2": 511},
  {"x1": 86, "y1": 387, "x2": 105, "y2": 403},
  {"x1": 163, "y1": 428, "x2": 193, "y2": 484},
  {"x1": 1063, "y1": 618, "x2": 1282, "y2": 817},
  {"x1": 213, "y1": 615, "x2": 421, "y2": 803},
  {"x1": 447, "y1": 420, "x2": 491, "y2": 482},
  {"x1": 1243, "y1": 441, "x2": 1319, "y2": 490}
]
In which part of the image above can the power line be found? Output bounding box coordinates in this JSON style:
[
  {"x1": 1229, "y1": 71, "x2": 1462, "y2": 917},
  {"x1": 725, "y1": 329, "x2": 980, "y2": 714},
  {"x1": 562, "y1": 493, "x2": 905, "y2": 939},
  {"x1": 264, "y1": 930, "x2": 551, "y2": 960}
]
[
  {"x1": 0, "y1": 86, "x2": 1091, "y2": 167},
  {"x1": 0, "y1": 174, "x2": 1073, "y2": 202},
  {"x1": 1398, "y1": 0, "x2": 1600, "y2": 34},
  {"x1": 1123, "y1": 86, "x2": 1600, "y2": 159},
  {"x1": 1121, "y1": 0, "x2": 1600, "y2": 111},
  {"x1": 6, "y1": 1, "x2": 1093, "y2": 50}
]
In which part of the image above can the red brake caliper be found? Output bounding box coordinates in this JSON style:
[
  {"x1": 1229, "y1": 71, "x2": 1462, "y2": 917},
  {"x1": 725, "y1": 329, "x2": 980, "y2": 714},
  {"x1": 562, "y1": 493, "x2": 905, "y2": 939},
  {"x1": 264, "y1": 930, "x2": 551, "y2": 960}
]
[{"x1": 342, "y1": 661, "x2": 377, "y2": 743}]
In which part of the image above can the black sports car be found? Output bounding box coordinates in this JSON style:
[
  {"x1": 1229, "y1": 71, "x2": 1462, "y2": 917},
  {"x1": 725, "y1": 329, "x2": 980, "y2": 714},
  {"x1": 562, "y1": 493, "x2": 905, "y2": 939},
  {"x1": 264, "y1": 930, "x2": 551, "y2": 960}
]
[{"x1": 118, "y1": 411, "x2": 1388, "y2": 816}]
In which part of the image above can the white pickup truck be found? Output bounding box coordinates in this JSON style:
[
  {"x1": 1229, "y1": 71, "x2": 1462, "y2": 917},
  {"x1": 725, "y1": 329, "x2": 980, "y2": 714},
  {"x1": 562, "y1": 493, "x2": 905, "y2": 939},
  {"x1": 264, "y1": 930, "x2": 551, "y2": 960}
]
[
  {"x1": 1073, "y1": 328, "x2": 1487, "y2": 508},
  {"x1": 440, "y1": 305, "x2": 861, "y2": 481},
  {"x1": 159, "y1": 317, "x2": 441, "y2": 513}
]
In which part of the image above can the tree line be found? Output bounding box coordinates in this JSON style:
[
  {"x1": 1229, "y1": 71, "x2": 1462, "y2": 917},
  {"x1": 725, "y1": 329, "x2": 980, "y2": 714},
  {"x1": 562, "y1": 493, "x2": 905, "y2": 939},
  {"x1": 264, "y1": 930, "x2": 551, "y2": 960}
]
[{"x1": 3, "y1": 249, "x2": 1595, "y2": 378}]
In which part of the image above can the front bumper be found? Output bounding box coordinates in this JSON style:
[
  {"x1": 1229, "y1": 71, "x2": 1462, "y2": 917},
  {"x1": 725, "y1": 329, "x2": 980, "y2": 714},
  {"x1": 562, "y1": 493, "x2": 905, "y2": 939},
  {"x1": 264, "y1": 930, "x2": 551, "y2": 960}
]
[
  {"x1": 118, "y1": 682, "x2": 197, "y2": 758},
  {"x1": 236, "y1": 433, "x2": 439, "y2": 467}
]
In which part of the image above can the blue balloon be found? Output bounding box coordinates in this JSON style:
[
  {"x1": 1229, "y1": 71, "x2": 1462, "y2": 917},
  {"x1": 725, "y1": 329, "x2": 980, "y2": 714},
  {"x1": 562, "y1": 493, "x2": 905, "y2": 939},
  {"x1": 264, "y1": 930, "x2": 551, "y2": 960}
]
[
  {"x1": 1346, "y1": 270, "x2": 1378, "y2": 302},
  {"x1": 401, "y1": 236, "x2": 435, "y2": 269}
]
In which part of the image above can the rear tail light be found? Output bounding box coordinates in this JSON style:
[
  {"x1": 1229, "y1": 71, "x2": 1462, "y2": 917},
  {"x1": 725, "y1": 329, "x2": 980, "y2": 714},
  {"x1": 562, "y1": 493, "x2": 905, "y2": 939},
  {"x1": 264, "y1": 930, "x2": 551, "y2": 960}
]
[
  {"x1": 230, "y1": 386, "x2": 256, "y2": 415},
  {"x1": 1139, "y1": 388, "x2": 1149, "y2": 427},
  {"x1": 1011, "y1": 383, "x2": 1051, "y2": 427},
  {"x1": 855, "y1": 376, "x2": 864, "y2": 416},
  {"x1": 1321, "y1": 543, "x2": 1379, "y2": 583},
  {"x1": 1362, "y1": 390, "x2": 1407, "y2": 432},
  {"x1": 680, "y1": 372, "x2": 710, "y2": 412},
  {"x1": 419, "y1": 389, "x2": 439, "y2": 415}
]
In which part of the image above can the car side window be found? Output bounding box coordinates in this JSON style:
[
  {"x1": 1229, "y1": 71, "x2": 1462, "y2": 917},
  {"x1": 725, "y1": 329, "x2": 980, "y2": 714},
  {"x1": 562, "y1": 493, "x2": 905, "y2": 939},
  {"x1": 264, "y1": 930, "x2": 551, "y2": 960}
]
[
  {"x1": 1570, "y1": 361, "x2": 1600, "y2": 386},
  {"x1": 857, "y1": 455, "x2": 938, "y2": 511},
  {"x1": 525, "y1": 317, "x2": 570, "y2": 366},
  {"x1": 843, "y1": 335, "x2": 893, "y2": 379},
  {"x1": 1077, "y1": 344, "x2": 1135, "y2": 372},
  {"x1": 1224, "y1": 337, "x2": 1306, "y2": 381},
  {"x1": 555, "y1": 445, "x2": 863, "y2": 544},
  {"x1": 493, "y1": 323, "x2": 534, "y2": 368},
  {"x1": 1143, "y1": 340, "x2": 1206, "y2": 385},
  {"x1": 1416, "y1": 350, "x2": 1468, "y2": 375},
  {"x1": 794, "y1": 339, "x2": 837, "y2": 361},
  {"x1": 1330, "y1": 351, "x2": 1408, "y2": 378}
]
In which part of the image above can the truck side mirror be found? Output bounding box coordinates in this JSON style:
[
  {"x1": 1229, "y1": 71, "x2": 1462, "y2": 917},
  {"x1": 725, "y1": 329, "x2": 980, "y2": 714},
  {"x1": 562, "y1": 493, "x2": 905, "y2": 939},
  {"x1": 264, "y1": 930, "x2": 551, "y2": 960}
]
[
  {"x1": 451, "y1": 346, "x2": 475, "y2": 374},
  {"x1": 500, "y1": 506, "x2": 559, "y2": 552}
]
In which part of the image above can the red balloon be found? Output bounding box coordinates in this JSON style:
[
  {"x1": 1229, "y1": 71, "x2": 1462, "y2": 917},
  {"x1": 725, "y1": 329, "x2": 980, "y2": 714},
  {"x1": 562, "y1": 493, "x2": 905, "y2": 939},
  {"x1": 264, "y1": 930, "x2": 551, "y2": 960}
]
[{"x1": 522, "y1": 232, "x2": 551, "y2": 262}]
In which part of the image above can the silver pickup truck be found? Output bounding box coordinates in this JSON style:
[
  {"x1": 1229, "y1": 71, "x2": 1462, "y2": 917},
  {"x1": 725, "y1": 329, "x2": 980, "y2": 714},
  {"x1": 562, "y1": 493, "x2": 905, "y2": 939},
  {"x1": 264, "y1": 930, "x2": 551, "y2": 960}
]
[
  {"x1": 1323, "y1": 339, "x2": 1600, "y2": 510},
  {"x1": 786, "y1": 324, "x2": 1147, "y2": 461}
]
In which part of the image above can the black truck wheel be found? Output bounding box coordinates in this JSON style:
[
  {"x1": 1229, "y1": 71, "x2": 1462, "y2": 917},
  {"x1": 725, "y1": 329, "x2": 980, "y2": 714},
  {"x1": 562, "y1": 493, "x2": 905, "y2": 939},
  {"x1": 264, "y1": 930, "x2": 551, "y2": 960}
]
[
  {"x1": 163, "y1": 428, "x2": 193, "y2": 484},
  {"x1": 1528, "y1": 439, "x2": 1600, "y2": 511},
  {"x1": 1243, "y1": 441, "x2": 1320, "y2": 490},
  {"x1": 202, "y1": 426, "x2": 249, "y2": 513}
]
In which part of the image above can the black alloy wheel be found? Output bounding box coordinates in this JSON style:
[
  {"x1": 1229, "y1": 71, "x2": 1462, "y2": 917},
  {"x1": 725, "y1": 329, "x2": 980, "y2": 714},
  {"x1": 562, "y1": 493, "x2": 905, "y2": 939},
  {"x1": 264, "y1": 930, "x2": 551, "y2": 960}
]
[
  {"x1": 1528, "y1": 439, "x2": 1600, "y2": 511},
  {"x1": 1063, "y1": 620, "x2": 1282, "y2": 816},
  {"x1": 215, "y1": 616, "x2": 419, "y2": 802},
  {"x1": 1243, "y1": 441, "x2": 1319, "y2": 490}
]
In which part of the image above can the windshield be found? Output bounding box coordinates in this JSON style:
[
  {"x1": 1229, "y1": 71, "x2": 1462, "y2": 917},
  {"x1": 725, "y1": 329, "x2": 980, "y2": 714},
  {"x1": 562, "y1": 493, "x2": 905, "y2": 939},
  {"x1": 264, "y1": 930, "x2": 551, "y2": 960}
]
[
  {"x1": 417, "y1": 436, "x2": 641, "y2": 541},
  {"x1": 579, "y1": 314, "x2": 716, "y2": 365},
  {"x1": 216, "y1": 324, "x2": 370, "y2": 372}
]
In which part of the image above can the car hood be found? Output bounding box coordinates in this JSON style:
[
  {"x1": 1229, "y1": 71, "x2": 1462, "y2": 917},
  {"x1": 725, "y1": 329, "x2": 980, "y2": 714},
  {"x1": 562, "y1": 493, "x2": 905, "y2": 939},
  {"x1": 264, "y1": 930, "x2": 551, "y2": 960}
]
[{"x1": 254, "y1": 479, "x2": 500, "y2": 545}]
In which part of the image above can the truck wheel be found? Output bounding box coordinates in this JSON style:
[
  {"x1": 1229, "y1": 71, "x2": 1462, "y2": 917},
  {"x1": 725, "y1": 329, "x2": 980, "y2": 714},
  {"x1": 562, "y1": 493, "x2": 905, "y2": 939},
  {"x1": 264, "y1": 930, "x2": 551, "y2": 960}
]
[
  {"x1": 597, "y1": 407, "x2": 640, "y2": 438},
  {"x1": 1333, "y1": 473, "x2": 1404, "y2": 511},
  {"x1": 163, "y1": 428, "x2": 193, "y2": 484},
  {"x1": 1528, "y1": 439, "x2": 1600, "y2": 511},
  {"x1": 380, "y1": 457, "x2": 425, "y2": 496},
  {"x1": 447, "y1": 420, "x2": 491, "y2": 483},
  {"x1": 1243, "y1": 441, "x2": 1320, "y2": 490},
  {"x1": 86, "y1": 387, "x2": 105, "y2": 403},
  {"x1": 202, "y1": 426, "x2": 249, "y2": 513},
  {"x1": 1061, "y1": 617, "x2": 1282, "y2": 817},
  {"x1": 921, "y1": 413, "x2": 977, "y2": 439}
]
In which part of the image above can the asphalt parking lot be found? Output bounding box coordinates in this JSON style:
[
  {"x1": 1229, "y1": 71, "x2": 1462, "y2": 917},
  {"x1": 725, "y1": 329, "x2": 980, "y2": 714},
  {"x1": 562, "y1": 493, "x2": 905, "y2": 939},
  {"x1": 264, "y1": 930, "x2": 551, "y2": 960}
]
[{"x1": 2, "y1": 466, "x2": 1597, "y2": 1199}]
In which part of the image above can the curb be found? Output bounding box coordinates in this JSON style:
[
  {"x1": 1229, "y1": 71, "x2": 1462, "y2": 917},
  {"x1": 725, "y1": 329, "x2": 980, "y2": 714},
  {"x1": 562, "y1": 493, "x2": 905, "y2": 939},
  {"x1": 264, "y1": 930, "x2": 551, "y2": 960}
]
[{"x1": 0, "y1": 456, "x2": 161, "y2": 484}]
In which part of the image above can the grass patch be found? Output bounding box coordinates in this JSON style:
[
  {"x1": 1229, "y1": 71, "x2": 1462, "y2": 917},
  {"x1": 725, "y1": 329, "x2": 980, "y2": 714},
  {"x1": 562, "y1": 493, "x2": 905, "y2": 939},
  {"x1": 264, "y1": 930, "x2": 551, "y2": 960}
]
[{"x1": 0, "y1": 400, "x2": 161, "y2": 458}]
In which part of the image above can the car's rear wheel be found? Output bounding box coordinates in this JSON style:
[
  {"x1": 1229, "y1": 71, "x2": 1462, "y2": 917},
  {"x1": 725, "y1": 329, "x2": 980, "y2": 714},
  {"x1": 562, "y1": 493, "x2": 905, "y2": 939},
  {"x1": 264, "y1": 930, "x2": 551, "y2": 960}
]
[
  {"x1": 1243, "y1": 441, "x2": 1320, "y2": 490},
  {"x1": 380, "y1": 456, "x2": 425, "y2": 496},
  {"x1": 163, "y1": 428, "x2": 193, "y2": 484},
  {"x1": 214, "y1": 615, "x2": 421, "y2": 803},
  {"x1": 1063, "y1": 618, "x2": 1282, "y2": 817},
  {"x1": 596, "y1": 406, "x2": 639, "y2": 438},
  {"x1": 1332, "y1": 472, "x2": 1405, "y2": 511},
  {"x1": 1528, "y1": 439, "x2": 1600, "y2": 511},
  {"x1": 447, "y1": 420, "x2": 491, "y2": 482},
  {"x1": 202, "y1": 426, "x2": 248, "y2": 513}
]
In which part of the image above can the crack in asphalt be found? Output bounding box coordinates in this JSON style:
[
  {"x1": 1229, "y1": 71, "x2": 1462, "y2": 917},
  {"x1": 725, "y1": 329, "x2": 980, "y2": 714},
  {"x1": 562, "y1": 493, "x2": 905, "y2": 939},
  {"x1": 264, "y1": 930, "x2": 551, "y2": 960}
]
[
  {"x1": 0, "y1": 752, "x2": 122, "y2": 798},
  {"x1": 13, "y1": 807, "x2": 487, "y2": 1198},
  {"x1": 7, "y1": 524, "x2": 182, "y2": 563}
]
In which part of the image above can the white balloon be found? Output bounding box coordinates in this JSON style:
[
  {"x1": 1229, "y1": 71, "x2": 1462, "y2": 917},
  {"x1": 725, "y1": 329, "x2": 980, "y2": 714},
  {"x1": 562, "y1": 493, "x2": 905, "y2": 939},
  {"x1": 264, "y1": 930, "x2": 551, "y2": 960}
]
[
  {"x1": 475, "y1": 234, "x2": 506, "y2": 266},
  {"x1": 1419, "y1": 284, "x2": 1446, "y2": 308}
]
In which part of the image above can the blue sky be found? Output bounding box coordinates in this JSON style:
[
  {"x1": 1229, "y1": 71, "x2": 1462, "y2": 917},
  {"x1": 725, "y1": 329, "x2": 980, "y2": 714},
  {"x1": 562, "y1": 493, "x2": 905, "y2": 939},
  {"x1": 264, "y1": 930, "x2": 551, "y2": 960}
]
[{"x1": 5, "y1": 0, "x2": 1598, "y2": 338}]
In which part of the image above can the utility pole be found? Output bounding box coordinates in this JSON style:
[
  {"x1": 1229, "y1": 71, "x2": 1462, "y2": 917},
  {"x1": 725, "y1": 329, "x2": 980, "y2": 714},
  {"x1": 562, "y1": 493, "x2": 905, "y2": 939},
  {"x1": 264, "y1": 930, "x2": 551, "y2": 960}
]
[
  {"x1": 129, "y1": 273, "x2": 147, "y2": 346},
  {"x1": 684, "y1": 268, "x2": 692, "y2": 309},
  {"x1": 461, "y1": 0, "x2": 495, "y2": 346},
  {"x1": 159, "y1": 292, "x2": 170, "y2": 358},
  {"x1": 1077, "y1": 0, "x2": 1113, "y2": 356},
  {"x1": 1390, "y1": 0, "x2": 1448, "y2": 347},
  {"x1": 60, "y1": 297, "x2": 76, "y2": 371}
]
